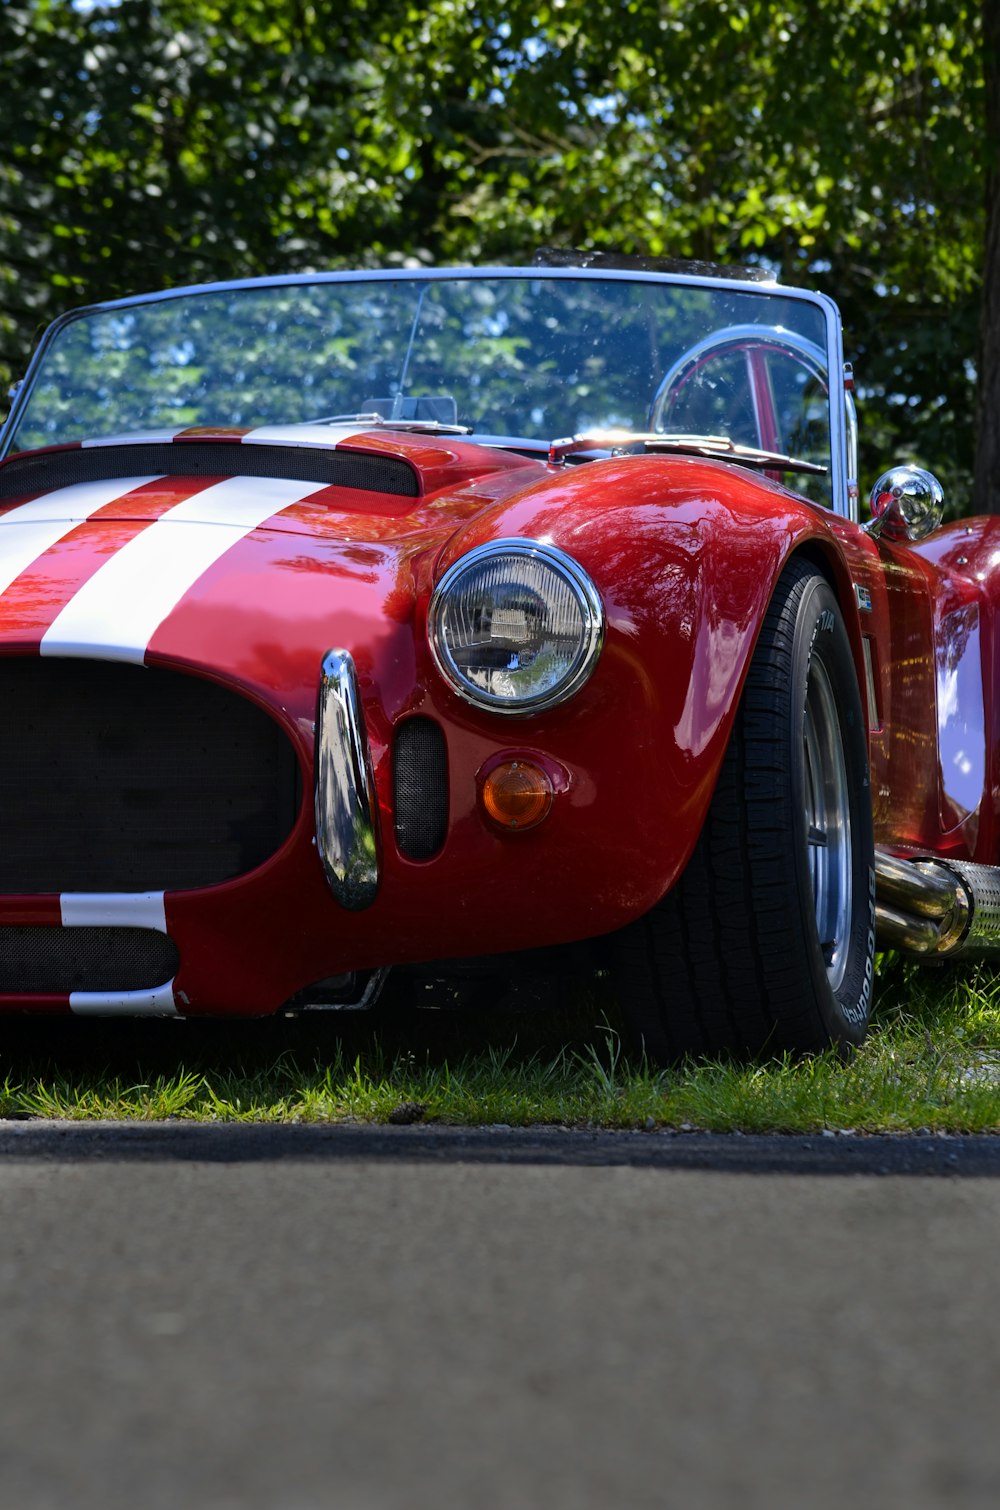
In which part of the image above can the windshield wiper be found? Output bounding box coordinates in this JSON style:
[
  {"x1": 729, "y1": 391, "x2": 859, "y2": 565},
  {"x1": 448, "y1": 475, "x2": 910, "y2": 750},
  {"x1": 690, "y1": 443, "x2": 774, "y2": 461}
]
[
  {"x1": 547, "y1": 429, "x2": 827, "y2": 475},
  {"x1": 312, "y1": 412, "x2": 473, "y2": 436}
]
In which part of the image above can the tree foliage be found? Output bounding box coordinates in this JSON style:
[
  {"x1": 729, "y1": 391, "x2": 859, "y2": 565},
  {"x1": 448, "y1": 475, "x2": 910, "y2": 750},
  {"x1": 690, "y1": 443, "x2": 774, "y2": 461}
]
[{"x1": 0, "y1": 0, "x2": 989, "y2": 508}]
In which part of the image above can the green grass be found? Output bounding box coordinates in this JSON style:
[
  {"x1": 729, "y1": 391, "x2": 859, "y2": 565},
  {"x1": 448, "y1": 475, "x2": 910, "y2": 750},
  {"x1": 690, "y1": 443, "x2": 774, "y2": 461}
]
[{"x1": 2, "y1": 956, "x2": 1000, "y2": 1130}]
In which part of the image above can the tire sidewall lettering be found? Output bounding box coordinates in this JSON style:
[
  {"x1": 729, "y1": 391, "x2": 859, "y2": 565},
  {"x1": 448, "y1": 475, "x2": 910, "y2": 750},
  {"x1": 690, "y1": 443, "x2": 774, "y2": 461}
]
[{"x1": 842, "y1": 867, "x2": 877, "y2": 1027}]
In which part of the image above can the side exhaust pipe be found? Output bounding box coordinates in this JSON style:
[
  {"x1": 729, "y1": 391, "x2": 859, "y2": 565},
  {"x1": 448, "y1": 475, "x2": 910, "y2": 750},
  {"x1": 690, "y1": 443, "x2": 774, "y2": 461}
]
[{"x1": 875, "y1": 848, "x2": 1000, "y2": 958}]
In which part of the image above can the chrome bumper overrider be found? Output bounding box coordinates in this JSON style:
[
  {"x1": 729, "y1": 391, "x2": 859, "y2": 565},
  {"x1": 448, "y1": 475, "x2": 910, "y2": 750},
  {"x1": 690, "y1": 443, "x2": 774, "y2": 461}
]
[{"x1": 315, "y1": 649, "x2": 380, "y2": 910}]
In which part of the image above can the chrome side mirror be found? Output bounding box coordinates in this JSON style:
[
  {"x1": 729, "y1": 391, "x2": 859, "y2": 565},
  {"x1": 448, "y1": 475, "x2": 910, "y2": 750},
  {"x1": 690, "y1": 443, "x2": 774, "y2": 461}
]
[{"x1": 866, "y1": 465, "x2": 944, "y2": 542}]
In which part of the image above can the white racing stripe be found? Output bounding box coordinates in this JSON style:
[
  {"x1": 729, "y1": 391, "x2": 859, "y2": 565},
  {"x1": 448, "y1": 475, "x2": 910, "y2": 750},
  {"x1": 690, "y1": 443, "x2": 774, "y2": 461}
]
[
  {"x1": 70, "y1": 983, "x2": 179, "y2": 1017},
  {"x1": 41, "y1": 474, "x2": 327, "y2": 662},
  {"x1": 60, "y1": 892, "x2": 167, "y2": 932},
  {"x1": 242, "y1": 424, "x2": 372, "y2": 448},
  {"x1": 0, "y1": 476, "x2": 161, "y2": 596}
]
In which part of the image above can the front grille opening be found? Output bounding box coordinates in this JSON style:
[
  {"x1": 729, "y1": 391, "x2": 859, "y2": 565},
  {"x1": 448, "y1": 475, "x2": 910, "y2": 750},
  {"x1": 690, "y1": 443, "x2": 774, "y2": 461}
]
[
  {"x1": 0, "y1": 658, "x2": 301, "y2": 892},
  {"x1": 393, "y1": 717, "x2": 448, "y2": 860},
  {"x1": 0, "y1": 926, "x2": 179, "y2": 993}
]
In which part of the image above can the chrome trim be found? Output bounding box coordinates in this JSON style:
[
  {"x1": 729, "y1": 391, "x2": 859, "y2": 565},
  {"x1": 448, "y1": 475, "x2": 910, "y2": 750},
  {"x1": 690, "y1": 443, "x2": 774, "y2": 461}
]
[
  {"x1": 647, "y1": 324, "x2": 848, "y2": 517},
  {"x1": 874, "y1": 849, "x2": 971, "y2": 956},
  {"x1": 804, "y1": 652, "x2": 853, "y2": 991},
  {"x1": 866, "y1": 465, "x2": 944, "y2": 543},
  {"x1": 827, "y1": 313, "x2": 851, "y2": 522},
  {"x1": 844, "y1": 371, "x2": 859, "y2": 515},
  {"x1": 10, "y1": 266, "x2": 838, "y2": 327},
  {"x1": 861, "y1": 636, "x2": 880, "y2": 731},
  {"x1": 315, "y1": 649, "x2": 380, "y2": 910},
  {"x1": 427, "y1": 538, "x2": 604, "y2": 716},
  {"x1": 650, "y1": 324, "x2": 829, "y2": 431},
  {"x1": 955, "y1": 863, "x2": 1000, "y2": 953},
  {"x1": 874, "y1": 901, "x2": 945, "y2": 956}
]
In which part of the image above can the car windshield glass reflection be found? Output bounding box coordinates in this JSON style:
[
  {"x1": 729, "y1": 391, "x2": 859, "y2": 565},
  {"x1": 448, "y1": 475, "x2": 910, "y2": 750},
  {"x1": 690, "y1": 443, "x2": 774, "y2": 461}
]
[{"x1": 8, "y1": 274, "x2": 833, "y2": 502}]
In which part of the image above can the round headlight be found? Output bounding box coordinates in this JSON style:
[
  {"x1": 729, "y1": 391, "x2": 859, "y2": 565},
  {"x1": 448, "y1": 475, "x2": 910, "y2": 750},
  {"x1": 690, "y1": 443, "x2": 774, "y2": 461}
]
[{"x1": 428, "y1": 540, "x2": 604, "y2": 714}]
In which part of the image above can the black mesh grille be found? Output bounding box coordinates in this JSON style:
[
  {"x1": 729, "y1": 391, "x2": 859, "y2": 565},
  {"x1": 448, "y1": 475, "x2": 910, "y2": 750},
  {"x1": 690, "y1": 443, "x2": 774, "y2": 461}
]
[
  {"x1": 0, "y1": 926, "x2": 179, "y2": 993},
  {"x1": 393, "y1": 718, "x2": 448, "y2": 860},
  {"x1": 0, "y1": 659, "x2": 300, "y2": 892},
  {"x1": 0, "y1": 442, "x2": 419, "y2": 499}
]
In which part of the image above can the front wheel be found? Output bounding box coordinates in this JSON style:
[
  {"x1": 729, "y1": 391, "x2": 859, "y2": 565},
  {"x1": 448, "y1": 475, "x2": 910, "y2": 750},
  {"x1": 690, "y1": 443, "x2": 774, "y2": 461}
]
[{"x1": 614, "y1": 558, "x2": 875, "y2": 1062}]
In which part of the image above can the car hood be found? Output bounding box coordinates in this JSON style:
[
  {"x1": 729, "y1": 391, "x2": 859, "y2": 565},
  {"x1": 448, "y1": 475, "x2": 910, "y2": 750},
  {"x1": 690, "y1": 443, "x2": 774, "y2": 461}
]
[{"x1": 0, "y1": 427, "x2": 546, "y2": 693}]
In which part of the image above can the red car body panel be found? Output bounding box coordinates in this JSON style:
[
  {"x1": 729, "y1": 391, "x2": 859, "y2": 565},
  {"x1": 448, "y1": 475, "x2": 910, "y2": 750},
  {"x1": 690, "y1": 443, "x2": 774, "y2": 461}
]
[{"x1": 0, "y1": 425, "x2": 920, "y2": 1016}]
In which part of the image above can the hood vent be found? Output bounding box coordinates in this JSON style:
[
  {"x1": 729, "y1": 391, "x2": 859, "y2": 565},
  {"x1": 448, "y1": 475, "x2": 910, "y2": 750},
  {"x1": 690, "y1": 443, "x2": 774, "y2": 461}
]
[{"x1": 0, "y1": 441, "x2": 419, "y2": 501}]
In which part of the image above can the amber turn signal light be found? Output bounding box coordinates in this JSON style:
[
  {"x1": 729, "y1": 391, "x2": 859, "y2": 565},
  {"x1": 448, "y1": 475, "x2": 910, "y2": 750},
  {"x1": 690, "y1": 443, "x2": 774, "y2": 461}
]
[{"x1": 480, "y1": 759, "x2": 554, "y2": 831}]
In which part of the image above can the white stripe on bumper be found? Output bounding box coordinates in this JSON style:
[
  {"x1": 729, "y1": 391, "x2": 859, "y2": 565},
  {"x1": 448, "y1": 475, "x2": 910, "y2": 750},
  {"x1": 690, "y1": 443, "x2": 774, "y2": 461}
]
[
  {"x1": 61, "y1": 893, "x2": 176, "y2": 1014},
  {"x1": 69, "y1": 983, "x2": 179, "y2": 1017},
  {"x1": 60, "y1": 892, "x2": 167, "y2": 932}
]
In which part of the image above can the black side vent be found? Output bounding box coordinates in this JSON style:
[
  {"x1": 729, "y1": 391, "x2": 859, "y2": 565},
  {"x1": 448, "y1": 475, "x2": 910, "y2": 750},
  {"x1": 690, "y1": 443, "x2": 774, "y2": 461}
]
[
  {"x1": 393, "y1": 718, "x2": 448, "y2": 860},
  {"x1": 0, "y1": 442, "x2": 420, "y2": 500},
  {"x1": 0, "y1": 927, "x2": 179, "y2": 993}
]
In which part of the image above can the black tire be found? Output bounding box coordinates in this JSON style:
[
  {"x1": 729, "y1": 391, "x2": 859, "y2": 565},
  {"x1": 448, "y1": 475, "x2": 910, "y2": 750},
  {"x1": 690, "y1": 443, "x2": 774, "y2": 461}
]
[{"x1": 614, "y1": 558, "x2": 875, "y2": 1062}]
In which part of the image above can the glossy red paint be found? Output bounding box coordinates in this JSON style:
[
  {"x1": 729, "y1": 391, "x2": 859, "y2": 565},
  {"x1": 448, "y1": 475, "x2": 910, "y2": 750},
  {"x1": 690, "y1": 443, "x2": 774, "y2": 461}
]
[
  {"x1": 0, "y1": 477, "x2": 222, "y2": 644},
  {"x1": 0, "y1": 425, "x2": 988, "y2": 1013},
  {"x1": 910, "y1": 517, "x2": 1000, "y2": 860}
]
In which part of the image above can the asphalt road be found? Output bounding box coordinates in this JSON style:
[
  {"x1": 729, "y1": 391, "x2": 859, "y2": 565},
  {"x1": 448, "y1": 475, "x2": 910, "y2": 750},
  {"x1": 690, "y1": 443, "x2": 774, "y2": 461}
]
[{"x1": 2, "y1": 1125, "x2": 1000, "y2": 1510}]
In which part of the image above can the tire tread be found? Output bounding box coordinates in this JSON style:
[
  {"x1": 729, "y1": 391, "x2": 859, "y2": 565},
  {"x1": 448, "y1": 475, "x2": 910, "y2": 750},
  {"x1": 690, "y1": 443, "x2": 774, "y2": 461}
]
[{"x1": 615, "y1": 558, "x2": 873, "y2": 1061}]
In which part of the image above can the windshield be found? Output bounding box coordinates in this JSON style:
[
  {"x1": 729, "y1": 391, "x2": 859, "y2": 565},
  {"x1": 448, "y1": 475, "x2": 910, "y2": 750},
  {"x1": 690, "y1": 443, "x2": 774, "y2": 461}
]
[{"x1": 6, "y1": 272, "x2": 834, "y2": 500}]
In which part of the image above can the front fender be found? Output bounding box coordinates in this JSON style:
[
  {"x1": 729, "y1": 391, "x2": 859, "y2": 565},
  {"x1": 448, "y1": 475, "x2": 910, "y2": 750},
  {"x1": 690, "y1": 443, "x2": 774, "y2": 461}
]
[{"x1": 430, "y1": 454, "x2": 857, "y2": 912}]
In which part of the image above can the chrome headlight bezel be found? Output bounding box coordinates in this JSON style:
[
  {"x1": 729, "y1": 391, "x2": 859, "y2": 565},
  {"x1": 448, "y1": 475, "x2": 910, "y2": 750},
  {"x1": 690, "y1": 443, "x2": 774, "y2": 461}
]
[{"x1": 428, "y1": 539, "x2": 604, "y2": 716}]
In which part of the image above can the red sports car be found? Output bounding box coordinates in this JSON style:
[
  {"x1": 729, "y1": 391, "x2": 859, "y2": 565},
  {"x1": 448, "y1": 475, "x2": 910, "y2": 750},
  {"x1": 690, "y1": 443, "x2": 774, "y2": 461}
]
[{"x1": 0, "y1": 258, "x2": 988, "y2": 1058}]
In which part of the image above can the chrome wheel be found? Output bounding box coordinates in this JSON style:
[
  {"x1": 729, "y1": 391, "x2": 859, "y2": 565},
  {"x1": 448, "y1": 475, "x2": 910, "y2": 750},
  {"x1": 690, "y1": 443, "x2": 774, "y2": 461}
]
[{"x1": 804, "y1": 653, "x2": 853, "y2": 992}]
